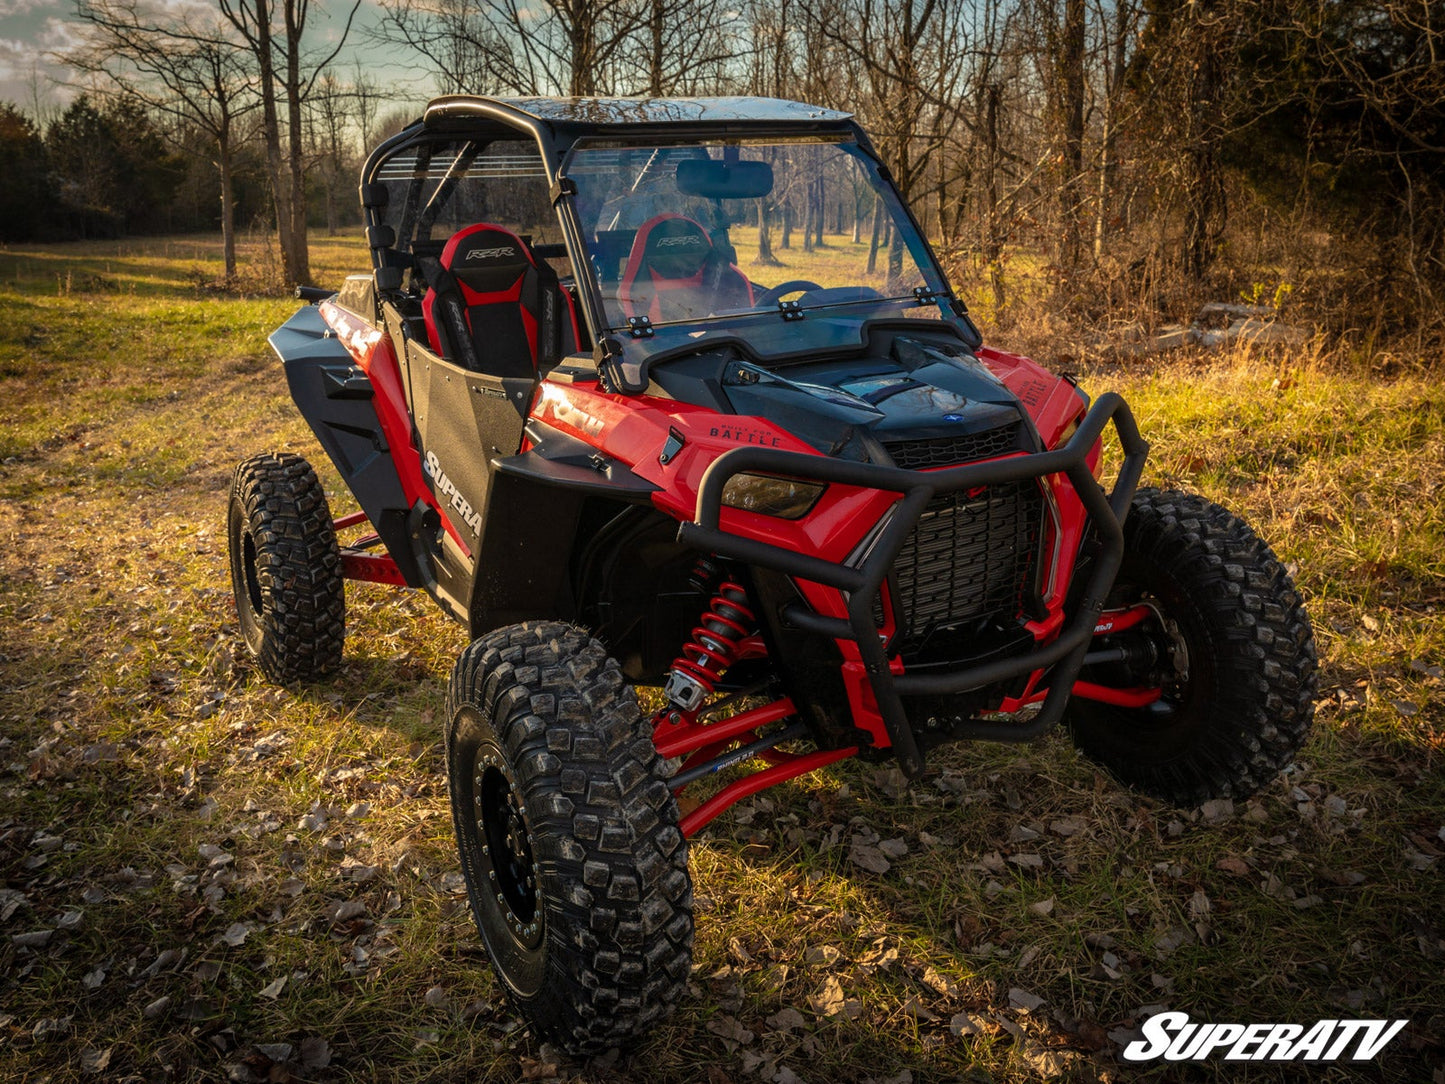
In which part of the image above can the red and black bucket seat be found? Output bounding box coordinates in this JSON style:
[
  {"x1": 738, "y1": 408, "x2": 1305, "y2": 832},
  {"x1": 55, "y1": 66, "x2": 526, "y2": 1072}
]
[
  {"x1": 619, "y1": 214, "x2": 753, "y2": 325},
  {"x1": 421, "y1": 223, "x2": 580, "y2": 377}
]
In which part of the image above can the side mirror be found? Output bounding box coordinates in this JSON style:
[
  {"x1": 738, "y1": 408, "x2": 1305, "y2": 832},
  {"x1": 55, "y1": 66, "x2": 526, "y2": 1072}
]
[{"x1": 675, "y1": 159, "x2": 774, "y2": 200}]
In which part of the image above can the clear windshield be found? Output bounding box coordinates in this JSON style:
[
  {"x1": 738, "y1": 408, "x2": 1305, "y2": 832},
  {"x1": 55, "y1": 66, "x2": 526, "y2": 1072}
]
[{"x1": 566, "y1": 136, "x2": 949, "y2": 334}]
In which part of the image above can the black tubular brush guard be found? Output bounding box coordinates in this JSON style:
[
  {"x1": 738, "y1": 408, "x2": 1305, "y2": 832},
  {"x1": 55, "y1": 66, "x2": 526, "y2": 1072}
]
[{"x1": 676, "y1": 392, "x2": 1150, "y2": 778}]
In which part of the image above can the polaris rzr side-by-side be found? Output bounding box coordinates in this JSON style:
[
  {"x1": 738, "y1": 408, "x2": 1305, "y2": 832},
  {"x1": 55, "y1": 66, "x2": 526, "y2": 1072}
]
[{"x1": 227, "y1": 96, "x2": 1317, "y2": 1054}]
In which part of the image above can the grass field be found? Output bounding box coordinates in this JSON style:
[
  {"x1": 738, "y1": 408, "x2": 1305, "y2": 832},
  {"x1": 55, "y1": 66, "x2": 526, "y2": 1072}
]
[{"x1": 0, "y1": 234, "x2": 1441, "y2": 1083}]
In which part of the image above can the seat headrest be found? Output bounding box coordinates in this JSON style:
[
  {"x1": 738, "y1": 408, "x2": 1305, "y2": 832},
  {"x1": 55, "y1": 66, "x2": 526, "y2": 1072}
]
[
  {"x1": 637, "y1": 216, "x2": 711, "y2": 280},
  {"x1": 441, "y1": 224, "x2": 535, "y2": 294}
]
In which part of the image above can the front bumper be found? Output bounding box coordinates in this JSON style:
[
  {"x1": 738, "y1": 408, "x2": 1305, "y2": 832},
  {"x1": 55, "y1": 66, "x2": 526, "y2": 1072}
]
[{"x1": 676, "y1": 392, "x2": 1149, "y2": 776}]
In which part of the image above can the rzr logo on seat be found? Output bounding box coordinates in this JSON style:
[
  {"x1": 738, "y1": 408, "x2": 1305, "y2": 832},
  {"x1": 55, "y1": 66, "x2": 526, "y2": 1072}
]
[
  {"x1": 656, "y1": 235, "x2": 705, "y2": 247},
  {"x1": 423, "y1": 450, "x2": 483, "y2": 536},
  {"x1": 465, "y1": 246, "x2": 515, "y2": 260}
]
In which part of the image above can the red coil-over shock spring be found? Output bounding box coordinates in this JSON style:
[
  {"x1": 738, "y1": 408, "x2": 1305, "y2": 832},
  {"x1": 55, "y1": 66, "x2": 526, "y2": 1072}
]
[{"x1": 662, "y1": 578, "x2": 757, "y2": 715}]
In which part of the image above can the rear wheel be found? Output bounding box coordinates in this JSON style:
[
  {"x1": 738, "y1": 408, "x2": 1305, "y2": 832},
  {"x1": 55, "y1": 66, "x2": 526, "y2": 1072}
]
[
  {"x1": 1066, "y1": 488, "x2": 1316, "y2": 804},
  {"x1": 227, "y1": 453, "x2": 345, "y2": 683},
  {"x1": 445, "y1": 621, "x2": 693, "y2": 1055}
]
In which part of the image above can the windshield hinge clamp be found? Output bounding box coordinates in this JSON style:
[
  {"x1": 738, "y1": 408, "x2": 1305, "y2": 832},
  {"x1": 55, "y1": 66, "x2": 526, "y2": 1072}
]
[
  {"x1": 549, "y1": 176, "x2": 577, "y2": 204},
  {"x1": 626, "y1": 315, "x2": 654, "y2": 338},
  {"x1": 778, "y1": 298, "x2": 805, "y2": 322},
  {"x1": 591, "y1": 336, "x2": 624, "y2": 393},
  {"x1": 913, "y1": 286, "x2": 945, "y2": 306}
]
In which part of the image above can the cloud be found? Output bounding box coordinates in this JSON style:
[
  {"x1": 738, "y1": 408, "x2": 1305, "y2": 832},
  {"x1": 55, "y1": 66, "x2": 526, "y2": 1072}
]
[
  {"x1": 0, "y1": 16, "x2": 83, "y2": 111},
  {"x1": 35, "y1": 13, "x2": 81, "y2": 49}
]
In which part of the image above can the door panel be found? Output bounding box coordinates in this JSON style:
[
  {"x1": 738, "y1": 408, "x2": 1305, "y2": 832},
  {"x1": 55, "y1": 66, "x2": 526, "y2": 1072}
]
[{"x1": 404, "y1": 337, "x2": 533, "y2": 613}]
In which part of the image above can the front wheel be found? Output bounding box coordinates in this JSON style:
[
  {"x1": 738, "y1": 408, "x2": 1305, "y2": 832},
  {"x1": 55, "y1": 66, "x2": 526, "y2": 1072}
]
[
  {"x1": 445, "y1": 622, "x2": 693, "y2": 1055},
  {"x1": 1066, "y1": 488, "x2": 1317, "y2": 805}
]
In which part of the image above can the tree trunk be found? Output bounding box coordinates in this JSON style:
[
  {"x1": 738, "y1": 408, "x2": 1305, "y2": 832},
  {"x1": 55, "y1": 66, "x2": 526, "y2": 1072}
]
[
  {"x1": 1094, "y1": 0, "x2": 1130, "y2": 260},
  {"x1": 648, "y1": 0, "x2": 664, "y2": 95},
  {"x1": 218, "y1": 137, "x2": 236, "y2": 280},
  {"x1": 1093, "y1": 113, "x2": 1114, "y2": 261},
  {"x1": 780, "y1": 199, "x2": 793, "y2": 249},
  {"x1": 1062, "y1": 0, "x2": 1085, "y2": 268},
  {"x1": 253, "y1": 0, "x2": 296, "y2": 286},
  {"x1": 866, "y1": 194, "x2": 883, "y2": 274},
  {"x1": 813, "y1": 174, "x2": 824, "y2": 247},
  {"x1": 1182, "y1": 0, "x2": 1225, "y2": 280},
  {"x1": 755, "y1": 198, "x2": 779, "y2": 265},
  {"x1": 983, "y1": 82, "x2": 1005, "y2": 314},
  {"x1": 1047, "y1": 0, "x2": 1086, "y2": 273},
  {"x1": 284, "y1": 0, "x2": 311, "y2": 285},
  {"x1": 568, "y1": 11, "x2": 596, "y2": 96},
  {"x1": 935, "y1": 161, "x2": 947, "y2": 247}
]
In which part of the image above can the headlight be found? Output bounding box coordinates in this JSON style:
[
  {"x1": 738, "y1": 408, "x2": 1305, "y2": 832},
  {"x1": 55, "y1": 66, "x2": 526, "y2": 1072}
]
[{"x1": 720, "y1": 473, "x2": 826, "y2": 519}]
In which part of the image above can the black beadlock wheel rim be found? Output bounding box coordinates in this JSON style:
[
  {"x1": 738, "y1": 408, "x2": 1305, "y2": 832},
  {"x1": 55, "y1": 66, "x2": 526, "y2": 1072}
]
[
  {"x1": 472, "y1": 742, "x2": 544, "y2": 951},
  {"x1": 1128, "y1": 587, "x2": 1211, "y2": 732},
  {"x1": 240, "y1": 529, "x2": 264, "y2": 618},
  {"x1": 227, "y1": 497, "x2": 264, "y2": 651},
  {"x1": 1078, "y1": 574, "x2": 1219, "y2": 760}
]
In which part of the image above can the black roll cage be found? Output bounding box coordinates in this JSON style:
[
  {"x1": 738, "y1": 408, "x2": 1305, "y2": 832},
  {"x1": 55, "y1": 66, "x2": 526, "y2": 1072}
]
[{"x1": 357, "y1": 95, "x2": 980, "y2": 395}]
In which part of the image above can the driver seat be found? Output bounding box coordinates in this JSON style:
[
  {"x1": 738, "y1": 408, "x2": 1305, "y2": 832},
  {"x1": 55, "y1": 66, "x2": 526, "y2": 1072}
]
[
  {"x1": 619, "y1": 214, "x2": 752, "y2": 325},
  {"x1": 421, "y1": 223, "x2": 575, "y2": 377}
]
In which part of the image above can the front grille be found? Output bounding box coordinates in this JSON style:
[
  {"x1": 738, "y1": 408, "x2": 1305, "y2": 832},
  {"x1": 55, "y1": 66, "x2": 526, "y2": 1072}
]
[
  {"x1": 882, "y1": 421, "x2": 1024, "y2": 470},
  {"x1": 892, "y1": 479, "x2": 1042, "y2": 642}
]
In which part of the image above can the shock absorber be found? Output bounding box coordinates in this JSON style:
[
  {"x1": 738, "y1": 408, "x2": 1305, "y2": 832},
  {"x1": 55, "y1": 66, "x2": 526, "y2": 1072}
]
[
  {"x1": 688, "y1": 557, "x2": 720, "y2": 593},
  {"x1": 663, "y1": 580, "x2": 757, "y2": 714}
]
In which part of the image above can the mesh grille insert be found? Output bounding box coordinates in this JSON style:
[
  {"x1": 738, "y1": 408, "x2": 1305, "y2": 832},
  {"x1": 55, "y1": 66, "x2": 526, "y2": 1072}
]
[
  {"x1": 892, "y1": 479, "x2": 1042, "y2": 642},
  {"x1": 882, "y1": 421, "x2": 1023, "y2": 470}
]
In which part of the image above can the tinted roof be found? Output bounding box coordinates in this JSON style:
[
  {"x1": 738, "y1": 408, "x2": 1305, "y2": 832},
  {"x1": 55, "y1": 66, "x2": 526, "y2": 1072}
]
[{"x1": 425, "y1": 96, "x2": 852, "y2": 128}]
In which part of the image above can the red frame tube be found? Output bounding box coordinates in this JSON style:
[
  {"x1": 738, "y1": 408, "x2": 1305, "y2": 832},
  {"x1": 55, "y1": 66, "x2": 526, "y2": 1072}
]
[
  {"x1": 333, "y1": 510, "x2": 369, "y2": 531},
  {"x1": 1071, "y1": 681, "x2": 1162, "y2": 708},
  {"x1": 654, "y1": 698, "x2": 796, "y2": 760},
  {"x1": 339, "y1": 550, "x2": 409, "y2": 586},
  {"x1": 679, "y1": 746, "x2": 856, "y2": 837},
  {"x1": 1093, "y1": 604, "x2": 1154, "y2": 636}
]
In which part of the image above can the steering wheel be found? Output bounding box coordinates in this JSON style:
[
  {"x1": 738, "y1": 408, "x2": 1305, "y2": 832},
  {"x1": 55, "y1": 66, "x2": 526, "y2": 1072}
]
[{"x1": 754, "y1": 280, "x2": 825, "y2": 306}]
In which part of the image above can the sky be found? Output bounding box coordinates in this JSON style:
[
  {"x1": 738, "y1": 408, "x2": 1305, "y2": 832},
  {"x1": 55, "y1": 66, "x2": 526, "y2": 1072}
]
[{"x1": 0, "y1": 0, "x2": 435, "y2": 123}]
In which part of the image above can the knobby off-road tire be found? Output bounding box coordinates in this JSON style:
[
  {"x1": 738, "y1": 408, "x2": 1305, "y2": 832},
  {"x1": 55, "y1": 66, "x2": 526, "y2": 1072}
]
[
  {"x1": 1066, "y1": 488, "x2": 1317, "y2": 805},
  {"x1": 227, "y1": 453, "x2": 345, "y2": 684},
  {"x1": 445, "y1": 621, "x2": 693, "y2": 1055}
]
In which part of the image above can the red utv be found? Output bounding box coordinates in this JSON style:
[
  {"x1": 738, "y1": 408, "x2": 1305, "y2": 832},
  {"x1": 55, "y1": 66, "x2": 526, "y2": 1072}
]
[{"x1": 226, "y1": 96, "x2": 1316, "y2": 1054}]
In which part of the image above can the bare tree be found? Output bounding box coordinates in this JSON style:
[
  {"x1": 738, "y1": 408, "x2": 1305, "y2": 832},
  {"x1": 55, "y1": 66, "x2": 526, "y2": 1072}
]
[
  {"x1": 1087, "y1": 0, "x2": 1140, "y2": 259},
  {"x1": 809, "y1": 0, "x2": 969, "y2": 212},
  {"x1": 373, "y1": 0, "x2": 519, "y2": 94},
  {"x1": 1039, "y1": 0, "x2": 1086, "y2": 271},
  {"x1": 621, "y1": 0, "x2": 742, "y2": 96},
  {"x1": 351, "y1": 60, "x2": 380, "y2": 150},
  {"x1": 376, "y1": 0, "x2": 646, "y2": 96},
  {"x1": 63, "y1": 0, "x2": 256, "y2": 278},
  {"x1": 220, "y1": 0, "x2": 361, "y2": 285},
  {"x1": 310, "y1": 71, "x2": 348, "y2": 235}
]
